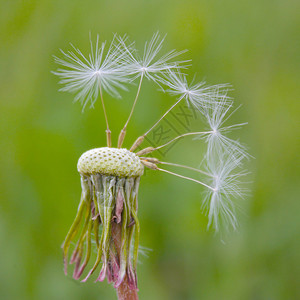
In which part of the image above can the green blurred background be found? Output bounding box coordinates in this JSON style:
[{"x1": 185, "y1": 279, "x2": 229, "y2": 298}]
[{"x1": 0, "y1": 0, "x2": 299, "y2": 299}]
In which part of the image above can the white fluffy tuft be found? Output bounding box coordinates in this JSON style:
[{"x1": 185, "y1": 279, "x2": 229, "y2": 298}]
[
  {"x1": 158, "y1": 70, "x2": 232, "y2": 113},
  {"x1": 116, "y1": 32, "x2": 188, "y2": 82},
  {"x1": 203, "y1": 154, "x2": 248, "y2": 232},
  {"x1": 53, "y1": 35, "x2": 131, "y2": 109},
  {"x1": 194, "y1": 96, "x2": 251, "y2": 164}
]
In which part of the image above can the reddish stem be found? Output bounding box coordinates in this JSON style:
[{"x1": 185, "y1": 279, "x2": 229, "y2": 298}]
[{"x1": 111, "y1": 222, "x2": 139, "y2": 300}]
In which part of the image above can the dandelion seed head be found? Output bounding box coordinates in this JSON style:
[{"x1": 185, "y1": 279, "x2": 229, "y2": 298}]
[{"x1": 56, "y1": 35, "x2": 251, "y2": 289}]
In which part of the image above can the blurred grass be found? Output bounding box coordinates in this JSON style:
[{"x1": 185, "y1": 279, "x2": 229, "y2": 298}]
[{"x1": 0, "y1": 0, "x2": 299, "y2": 299}]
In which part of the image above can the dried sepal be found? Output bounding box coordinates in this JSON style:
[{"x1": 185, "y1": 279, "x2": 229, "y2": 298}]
[{"x1": 63, "y1": 172, "x2": 141, "y2": 290}]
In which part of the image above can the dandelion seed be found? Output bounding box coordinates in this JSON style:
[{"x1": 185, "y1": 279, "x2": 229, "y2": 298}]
[
  {"x1": 53, "y1": 35, "x2": 130, "y2": 108},
  {"x1": 129, "y1": 70, "x2": 231, "y2": 151},
  {"x1": 158, "y1": 69, "x2": 232, "y2": 113},
  {"x1": 117, "y1": 32, "x2": 188, "y2": 82},
  {"x1": 53, "y1": 35, "x2": 133, "y2": 147},
  {"x1": 193, "y1": 95, "x2": 250, "y2": 164},
  {"x1": 202, "y1": 153, "x2": 249, "y2": 232},
  {"x1": 116, "y1": 33, "x2": 188, "y2": 148}
]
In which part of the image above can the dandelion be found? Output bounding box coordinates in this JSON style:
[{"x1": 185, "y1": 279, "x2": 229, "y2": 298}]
[
  {"x1": 158, "y1": 69, "x2": 231, "y2": 113},
  {"x1": 117, "y1": 32, "x2": 188, "y2": 82},
  {"x1": 203, "y1": 153, "x2": 249, "y2": 232},
  {"x1": 128, "y1": 70, "x2": 230, "y2": 152},
  {"x1": 53, "y1": 35, "x2": 132, "y2": 147},
  {"x1": 116, "y1": 32, "x2": 188, "y2": 148},
  {"x1": 53, "y1": 33, "x2": 250, "y2": 300},
  {"x1": 195, "y1": 95, "x2": 251, "y2": 163}
]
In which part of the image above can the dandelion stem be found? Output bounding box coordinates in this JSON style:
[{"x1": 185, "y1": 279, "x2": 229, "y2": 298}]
[
  {"x1": 135, "y1": 131, "x2": 210, "y2": 156},
  {"x1": 158, "y1": 168, "x2": 214, "y2": 190},
  {"x1": 99, "y1": 83, "x2": 111, "y2": 147},
  {"x1": 118, "y1": 75, "x2": 144, "y2": 148},
  {"x1": 111, "y1": 222, "x2": 139, "y2": 300},
  {"x1": 125, "y1": 75, "x2": 144, "y2": 129},
  {"x1": 154, "y1": 131, "x2": 210, "y2": 151},
  {"x1": 143, "y1": 96, "x2": 184, "y2": 137},
  {"x1": 159, "y1": 161, "x2": 212, "y2": 177},
  {"x1": 130, "y1": 96, "x2": 184, "y2": 152}
]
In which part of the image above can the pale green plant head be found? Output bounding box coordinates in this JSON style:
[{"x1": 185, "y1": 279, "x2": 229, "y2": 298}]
[{"x1": 54, "y1": 32, "x2": 250, "y2": 294}]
